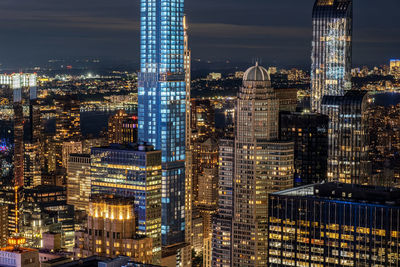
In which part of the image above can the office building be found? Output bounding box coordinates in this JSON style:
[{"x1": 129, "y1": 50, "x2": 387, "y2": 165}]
[
  {"x1": 138, "y1": 0, "x2": 186, "y2": 246},
  {"x1": 191, "y1": 99, "x2": 216, "y2": 140},
  {"x1": 21, "y1": 186, "x2": 75, "y2": 250},
  {"x1": 24, "y1": 98, "x2": 42, "y2": 188},
  {"x1": 74, "y1": 195, "x2": 153, "y2": 264},
  {"x1": 66, "y1": 154, "x2": 91, "y2": 212},
  {"x1": 192, "y1": 137, "x2": 218, "y2": 205},
  {"x1": 232, "y1": 63, "x2": 294, "y2": 266},
  {"x1": 0, "y1": 205, "x2": 8, "y2": 247},
  {"x1": 91, "y1": 143, "x2": 162, "y2": 264},
  {"x1": 54, "y1": 95, "x2": 81, "y2": 177},
  {"x1": 81, "y1": 137, "x2": 108, "y2": 154},
  {"x1": 280, "y1": 112, "x2": 329, "y2": 186},
  {"x1": 108, "y1": 111, "x2": 138, "y2": 145},
  {"x1": 62, "y1": 141, "x2": 83, "y2": 170},
  {"x1": 268, "y1": 183, "x2": 400, "y2": 266},
  {"x1": 0, "y1": 74, "x2": 38, "y2": 235},
  {"x1": 211, "y1": 138, "x2": 234, "y2": 267},
  {"x1": 322, "y1": 90, "x2": 370, "y2": 184},
  {"x1": 311, "y1": 0, "x2": 353, "y2": 113},
  {"x1": 274, "y1": 88, "x2": 298, "y2": 112}
]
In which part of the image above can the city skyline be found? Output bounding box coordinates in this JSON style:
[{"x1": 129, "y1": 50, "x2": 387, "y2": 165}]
[
  {"x1": 1, "y1": 0, "x2": 400, "y2": 266},
  {"x1": 0, "y1": 0, "x2": 399, "y2": 68}
]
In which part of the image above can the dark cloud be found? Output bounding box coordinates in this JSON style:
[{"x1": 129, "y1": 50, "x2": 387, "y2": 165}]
[{"x1": 0, "y1": 0, "x2": 398, "y2": 68}]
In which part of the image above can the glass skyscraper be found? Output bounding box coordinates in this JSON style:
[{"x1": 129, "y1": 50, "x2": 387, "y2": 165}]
[
  {"x1": 311, "y1": 0, "x2": 352, "y2": 113},
  {"x1": 90, "y1": 144, "x2": 162, "y2": 264},
  {"x1": 321, "y1": 90, "x2": 370, "y2": 184},
  {"x1": 138, "y1": 0, "x2": 186, "y2": 246}
]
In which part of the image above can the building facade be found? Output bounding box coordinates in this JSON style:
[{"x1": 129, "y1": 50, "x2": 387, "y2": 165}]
[
  {"x1": 311, "y1": 0, "x2": 353, "y2": 113},
  {"x1": 211, "y1": 138, "x2": 234, "y2": 267},
  {"x1": 322, "y1": 90, "x2": 370, "y2": 184},
  {"x1": 74, "y1": 195, "x2": 153, "y2": 264},
  {"x1": 268, "y1": 183, "x2": 400, "y2": 267},
  {"x1": 108, "y1": 110, "x2": 138, "y2": 145},
  {"x1": 280, "y1": 112, "x2": 329, "y2": 186},
  {"x1": 21, "y1": 186, "x2": 75, "y2": 250},
  {"x1": 0, "y1": 205, "x2": 8, "y2": 247},
  {"x1": 66, "y1": 154, "x2": 91, "y2": 212},
  {"x1": 138, "y1": 0, "x2": 186, "y2": 247},
  {"x1": 90, "y1": 144, "x2": 162, "y2": 264},
  {"x1": 232, "y1": 64, "x2": 294, "y2": 266}
]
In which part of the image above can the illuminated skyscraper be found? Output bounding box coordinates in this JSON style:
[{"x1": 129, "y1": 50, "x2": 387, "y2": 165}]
[
  {"x1": 108, "y1": 110, "x2": 138, "y2": 145},
  {"x1": 311, "y1": 0, "x2": 352, "y2": 113},
  {"x1": 211, "y1": 138, "x2": 234, "y2": 267},
  {"x1": 232, "y1": 64, "x2": 294, "y2": 266},
  {"x1": 322, "y1": 90, "x2": 370, "y2": 184},
  {"x1": 0, "y1": 73, "x2": 37, "y2": 235},
  {"x1": 184, "y1": 17, "x2": 193, "y2": 258},
  {"x1": 67, "y1": 154, "x2": 91, "y2": 212},
  {"x1": 138, "y1": 0, "x2": 186, "y2": 246},
  {"x1": 90, "y1": 143, "x2": 162, "y2": 264}
]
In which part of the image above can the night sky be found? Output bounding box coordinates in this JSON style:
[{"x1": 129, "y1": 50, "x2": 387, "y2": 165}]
[{"x1": 0, "y1": 0, "x2": 399, "y2": 68}]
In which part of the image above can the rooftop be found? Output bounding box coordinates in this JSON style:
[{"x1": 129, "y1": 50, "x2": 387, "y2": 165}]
[
  {"x1": 243, "y1": 62, "x2": 270, "y2": 82},
  {"x1": 273, "y1": 182, "x2": 400, "y2": 206},
  {"x1": 94, "y1": 142, "x2": 158, "y2": 152}
]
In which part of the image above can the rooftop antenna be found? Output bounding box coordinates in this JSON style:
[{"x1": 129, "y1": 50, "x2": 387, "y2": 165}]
[{"x1": 252, "y1": 57, "x2": 262, "y2": 66}]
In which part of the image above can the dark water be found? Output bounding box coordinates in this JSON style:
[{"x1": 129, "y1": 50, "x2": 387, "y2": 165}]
[
  {"x1": 80, "y1": 111, "x2": 113, "y2": 137},
  {"x1": 46, "y1": 111, "x2": 134, "y2": 137},
  {"x1": 373, "y1": 92, "x2": 400, "y2": 107},
  {"x1": 215, "y1": 109, "x2": 233, "y2": 129}
]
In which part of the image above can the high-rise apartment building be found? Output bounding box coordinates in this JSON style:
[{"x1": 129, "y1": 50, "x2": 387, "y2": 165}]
[
  {"x1": 322, "y1": 90, "x2": 370, "y2": 184},
  {"x1": 67, "y1": 154, "x2": 91, "y2": 212},
  {"x1": 74, "y1": 195, "x2": 153, "y2": 264},
  {"x1": 24, "y1": 98, "x2": 42, "y2": 188},
  {"x1": 311, "y1": 0, "x2": 352, "y2": 113},
  {"x1": 138, "y1": 0, "x2": 186, "y2": 246},
  {"x1": 268, "y1": 183, "x2": 400, "y2": 266},
  {"x1": 280, "y1": 111, "x2": 329, "y2": 186},
  {"x1": 232, "y1": 63, "x2": 294, "y2": 266},
  {"x1": 211, "y1": 138, "x2": 234, "y2": 267},
  {"x1": 54, "y1": 95, "x2": 81, "y2": 177},
  {"x1": 183, "y1": 17, "x2": 193, "y2": 264},
  {"x1": 90, "y1": 143, "x2": 162, "y2": 264}
]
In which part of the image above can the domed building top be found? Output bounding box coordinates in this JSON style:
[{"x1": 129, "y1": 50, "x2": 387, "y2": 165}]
[{"x1": 243, "y1": 62, "x2": 270, "y2": 82}]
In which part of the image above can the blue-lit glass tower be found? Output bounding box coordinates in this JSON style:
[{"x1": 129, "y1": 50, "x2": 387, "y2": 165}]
[{"x1": 138, "y1": 0, "x2": 186, "y2": 246}]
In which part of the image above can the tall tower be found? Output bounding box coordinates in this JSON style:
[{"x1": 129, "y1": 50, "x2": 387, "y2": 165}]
[
  {"x1": 232, "y1": 63, "x2": 294, "y2": 266},
  {"x1": 311, "y1": 0, "x2": 352, "y2": 113},
  {"x1": 321, "y1": 91, "x2": 370, "y2": 184},
  {"x1": 138, "y1": 0, "x2": 186, "y2": 246},
  {"x1": 183, "y1": 15, "x2": 193, "y2": 257}
]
